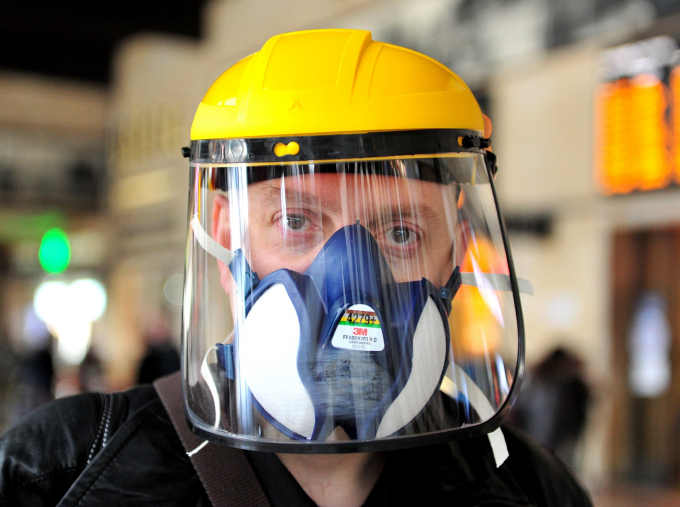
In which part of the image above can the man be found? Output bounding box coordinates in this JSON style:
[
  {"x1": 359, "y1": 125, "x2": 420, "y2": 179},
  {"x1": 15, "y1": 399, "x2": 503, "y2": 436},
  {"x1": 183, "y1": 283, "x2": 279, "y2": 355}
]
[{"x1": 0, "y1": 29, "x2": 592, "y2": 506}]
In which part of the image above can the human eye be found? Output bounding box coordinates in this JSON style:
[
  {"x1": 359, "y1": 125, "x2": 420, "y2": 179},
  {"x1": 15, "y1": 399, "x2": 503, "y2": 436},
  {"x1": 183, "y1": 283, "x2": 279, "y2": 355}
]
[
  {"x1": 388, "y1": 225, "x2": 417, "y2": 245},
  {"x1": 284, "y1": 213, "x2": 308, "y2": 231},
  {"x1": 378, "y1": 222, "x2": 421, "y2": 254},
  {"x1": 274, "y1": 210, "x2": 319, "y2": 235}
]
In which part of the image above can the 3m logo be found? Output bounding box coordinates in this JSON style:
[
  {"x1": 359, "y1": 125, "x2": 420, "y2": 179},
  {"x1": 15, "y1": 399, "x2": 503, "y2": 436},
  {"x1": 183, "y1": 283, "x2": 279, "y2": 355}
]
[{"x1": 332, "y1": 304, "x2": 384, "y2": 352}]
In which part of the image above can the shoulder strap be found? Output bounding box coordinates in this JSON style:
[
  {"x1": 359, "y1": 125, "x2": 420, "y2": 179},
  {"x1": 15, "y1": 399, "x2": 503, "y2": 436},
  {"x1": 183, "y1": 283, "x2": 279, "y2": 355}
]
[{"x1": 154, "y1": 373, "x2": 271, "y2": 507}]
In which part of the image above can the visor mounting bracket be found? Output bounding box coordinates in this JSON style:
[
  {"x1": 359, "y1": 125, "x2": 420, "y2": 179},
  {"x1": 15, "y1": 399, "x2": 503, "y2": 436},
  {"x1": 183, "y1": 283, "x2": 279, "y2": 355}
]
[
  {"x1": 485, "y1": 151, "x2": 498, "y2": 177},
  {"x1": 439, "y1": 267, "x2": 462, "y2": 315},
  {"x1": 460, "y1": 136, "x2": 491, "y2": 150}
]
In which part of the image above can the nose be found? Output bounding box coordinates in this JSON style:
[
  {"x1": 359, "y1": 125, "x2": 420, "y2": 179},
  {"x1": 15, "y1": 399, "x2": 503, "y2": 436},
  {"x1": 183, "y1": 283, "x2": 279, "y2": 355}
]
[{"x1": 303, "y1": 223, "x2": 392, "y2": 305}]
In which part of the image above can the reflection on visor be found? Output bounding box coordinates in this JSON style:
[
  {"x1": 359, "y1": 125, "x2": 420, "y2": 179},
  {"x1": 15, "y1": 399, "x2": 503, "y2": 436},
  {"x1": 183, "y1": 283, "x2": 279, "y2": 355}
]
[
  {"x1": 183, "y1": 154, "x2": 525, "y2": 454},
  {"x1": 206, "y1": 156, "x2": 487, "y2": 192}
]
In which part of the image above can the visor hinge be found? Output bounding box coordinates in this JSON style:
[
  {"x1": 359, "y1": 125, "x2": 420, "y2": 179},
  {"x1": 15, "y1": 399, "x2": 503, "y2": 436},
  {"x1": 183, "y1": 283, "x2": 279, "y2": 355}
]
[
  {"x1": 461, "y1": 136, "x2": 491, "y2": 150},
  {"x1": 182, "y1": 146, "x2": 191, "y2": 158},
  {"x1": 439, "y1": 267, "x2": 462, "y2": 315},
  {"x1": 485, "y1": 151, "x2": 498, "y2": 177}
]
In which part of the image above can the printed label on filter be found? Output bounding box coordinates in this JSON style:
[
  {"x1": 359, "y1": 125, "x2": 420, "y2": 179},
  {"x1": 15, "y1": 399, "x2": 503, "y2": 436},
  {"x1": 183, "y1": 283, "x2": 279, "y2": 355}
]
[{"x1": 331, "y1": 304, "x2": 385, "y2": 351}]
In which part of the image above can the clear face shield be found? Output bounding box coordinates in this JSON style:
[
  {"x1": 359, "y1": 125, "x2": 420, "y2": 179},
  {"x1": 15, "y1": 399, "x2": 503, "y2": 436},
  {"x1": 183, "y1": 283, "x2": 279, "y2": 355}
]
[{"x1": 183, "y1": 131, "x2": 526, "y2": 453}]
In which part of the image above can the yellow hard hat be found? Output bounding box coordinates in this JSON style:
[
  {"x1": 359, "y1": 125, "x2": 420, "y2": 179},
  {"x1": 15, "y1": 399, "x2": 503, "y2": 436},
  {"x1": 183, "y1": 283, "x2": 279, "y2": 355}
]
[{"x1": 191, "y1": 29, "x2": 484, "y2": 140}]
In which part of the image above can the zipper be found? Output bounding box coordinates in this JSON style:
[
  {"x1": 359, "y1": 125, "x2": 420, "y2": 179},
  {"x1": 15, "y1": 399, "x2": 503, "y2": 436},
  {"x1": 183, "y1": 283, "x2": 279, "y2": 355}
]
[{"x1": 86, "y1": 393, "x2": 113, "y2": 465}]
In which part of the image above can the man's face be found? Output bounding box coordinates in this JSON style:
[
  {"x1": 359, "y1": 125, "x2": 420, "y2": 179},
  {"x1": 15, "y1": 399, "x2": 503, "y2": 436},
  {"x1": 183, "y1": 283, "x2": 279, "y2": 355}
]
[{"x1": 212, "y1": 172, "x2": 459, "y2": 288}]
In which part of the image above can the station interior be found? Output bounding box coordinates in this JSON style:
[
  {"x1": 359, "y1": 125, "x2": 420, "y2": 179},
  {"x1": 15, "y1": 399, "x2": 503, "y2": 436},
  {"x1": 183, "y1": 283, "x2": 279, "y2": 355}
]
[{"x1": 2, "y1": 1, "x2": 680, "y2": 504}]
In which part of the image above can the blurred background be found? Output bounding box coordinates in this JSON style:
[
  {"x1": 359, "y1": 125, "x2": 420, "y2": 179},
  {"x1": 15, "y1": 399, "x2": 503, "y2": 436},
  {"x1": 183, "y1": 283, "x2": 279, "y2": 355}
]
[{"x1": 1, "y1": 0, "x2": 680, "y2": 504}]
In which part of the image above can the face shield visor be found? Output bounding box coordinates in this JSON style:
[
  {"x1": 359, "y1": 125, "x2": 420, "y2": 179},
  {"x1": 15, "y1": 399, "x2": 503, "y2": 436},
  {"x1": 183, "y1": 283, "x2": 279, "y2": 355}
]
[{"x1": 182, "y1": 130, "x2": 527, "y2": 453}]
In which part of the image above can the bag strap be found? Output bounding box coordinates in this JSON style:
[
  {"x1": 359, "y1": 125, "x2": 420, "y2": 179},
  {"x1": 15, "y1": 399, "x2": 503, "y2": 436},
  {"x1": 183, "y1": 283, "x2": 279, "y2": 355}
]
[{"x1": 154, "y1": 373, "x2": 271, "y2": 507}]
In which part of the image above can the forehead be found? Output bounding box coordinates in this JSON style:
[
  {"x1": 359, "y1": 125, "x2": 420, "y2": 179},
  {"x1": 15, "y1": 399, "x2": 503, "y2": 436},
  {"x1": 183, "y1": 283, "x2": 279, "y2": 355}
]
[{"x1": 249, "y1": 173, "x2": 455, "y2": 206}]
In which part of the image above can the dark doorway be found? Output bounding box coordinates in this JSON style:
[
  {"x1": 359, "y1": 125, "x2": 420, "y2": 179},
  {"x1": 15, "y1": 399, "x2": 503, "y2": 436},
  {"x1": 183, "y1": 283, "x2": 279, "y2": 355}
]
[{"x1": 610, "y1": 227, "x2": 680, "y2": 485}]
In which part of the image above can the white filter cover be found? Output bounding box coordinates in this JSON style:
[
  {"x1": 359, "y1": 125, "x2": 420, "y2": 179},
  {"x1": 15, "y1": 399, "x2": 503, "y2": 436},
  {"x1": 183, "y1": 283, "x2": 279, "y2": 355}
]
[
  {"x1": 238, "y1": 283, "x2": 316, "y2": 438},
  {"x1": 376, "y1": 297, "x2": 447, "y2": 438}
]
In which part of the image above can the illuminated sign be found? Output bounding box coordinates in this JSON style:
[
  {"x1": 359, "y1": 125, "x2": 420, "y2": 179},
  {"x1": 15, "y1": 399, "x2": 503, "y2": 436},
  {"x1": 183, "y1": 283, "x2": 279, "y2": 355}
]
[
  {"x1": 39, "y1": 227, "x2": 71, "y2": 273},
  {"x1": 595, "y1": 37, "x2": 678, "y2": 195},
  {"x1": 672, "y1": 67, "x2": 680, "y2": 184}
]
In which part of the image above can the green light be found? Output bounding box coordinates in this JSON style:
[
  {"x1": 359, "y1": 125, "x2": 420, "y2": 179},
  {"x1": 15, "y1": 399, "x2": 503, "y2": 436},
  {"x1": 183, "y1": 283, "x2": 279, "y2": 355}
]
[{"x1": 39, "y1": 228, "x2": 71, "y2": 273}]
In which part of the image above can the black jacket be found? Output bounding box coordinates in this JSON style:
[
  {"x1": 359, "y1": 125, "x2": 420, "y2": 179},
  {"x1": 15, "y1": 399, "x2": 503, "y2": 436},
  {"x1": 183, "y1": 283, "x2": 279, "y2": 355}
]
[{"x1": 0, "y1": 384, "x2": 592, "y2": 507}]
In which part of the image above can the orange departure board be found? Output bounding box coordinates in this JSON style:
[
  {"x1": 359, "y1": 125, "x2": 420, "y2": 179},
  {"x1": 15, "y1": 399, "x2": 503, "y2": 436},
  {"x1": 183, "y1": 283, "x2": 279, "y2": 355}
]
[
  {"x1": 671, "y1": 67, "x2": 680, "y2": 184},
  {"x1": 595, "y1": 74, "x2": 672, "y2": 195}
]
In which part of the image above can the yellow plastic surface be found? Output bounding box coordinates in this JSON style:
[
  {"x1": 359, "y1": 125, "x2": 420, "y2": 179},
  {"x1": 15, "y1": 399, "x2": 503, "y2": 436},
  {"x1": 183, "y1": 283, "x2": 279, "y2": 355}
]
[
  {"x1": 273, "y1": 141, "x2": 300, "y2": 156},
  {"x1": 191, "y1": 29, "x2": 484, "y2": 140}
]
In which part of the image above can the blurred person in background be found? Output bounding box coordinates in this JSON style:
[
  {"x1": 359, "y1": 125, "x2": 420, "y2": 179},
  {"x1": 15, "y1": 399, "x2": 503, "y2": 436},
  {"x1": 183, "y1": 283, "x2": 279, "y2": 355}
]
[
  {"x1": 0, "y1": 29, "x2": 591, "y2": 506},
  {"x1": 136, "y1": 314, "x2": 180, "y2": 385},
  {"x1": 510, "y1": 346, "x2": 591, "y2": 472},
  {"x1": 78, "y1": 349, "x2": 107, "y2": 393},
  {"x1": 10, "y1": 331, "x2": 55, "y2": 422},
  {"x1": 0, "y1": 329, "x2": 20, "y2": 433}
]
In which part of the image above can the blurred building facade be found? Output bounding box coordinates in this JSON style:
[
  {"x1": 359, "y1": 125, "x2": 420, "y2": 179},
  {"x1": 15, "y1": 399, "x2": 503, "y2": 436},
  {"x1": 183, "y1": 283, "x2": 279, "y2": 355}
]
[
  {"x1": 2, "y1": 0, "x2": 680, "y2": 498},
  {"x1": 0, "y1": 71, "x2": 110, "y2": 424},
  {"x1": 104, "y1": 0, "x2": 680, "y2": 492}
]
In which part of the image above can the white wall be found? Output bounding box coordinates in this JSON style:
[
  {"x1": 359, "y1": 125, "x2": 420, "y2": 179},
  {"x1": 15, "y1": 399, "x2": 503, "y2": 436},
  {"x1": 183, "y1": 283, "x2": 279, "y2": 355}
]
[{"x1": 490, "y1": 46, "x2": 607, "y2": 368}]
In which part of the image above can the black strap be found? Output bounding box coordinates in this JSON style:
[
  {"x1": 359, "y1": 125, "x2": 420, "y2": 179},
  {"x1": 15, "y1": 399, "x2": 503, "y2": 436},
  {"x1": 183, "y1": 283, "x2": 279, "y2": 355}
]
[{"x1": 154, "y1": 373, "x2": 271, "y2": 507}]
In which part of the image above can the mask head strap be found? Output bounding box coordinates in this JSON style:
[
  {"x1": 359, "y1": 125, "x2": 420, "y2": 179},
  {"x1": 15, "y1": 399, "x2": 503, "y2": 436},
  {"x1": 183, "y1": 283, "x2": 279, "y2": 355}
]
[{"x1": 191, "y1": 214, "x2": 260, "y2": 298}]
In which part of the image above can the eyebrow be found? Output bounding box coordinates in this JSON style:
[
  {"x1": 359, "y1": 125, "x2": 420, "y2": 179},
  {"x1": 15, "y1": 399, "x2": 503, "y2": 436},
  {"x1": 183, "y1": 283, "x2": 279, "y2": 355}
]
[
  {"x1": 259, "y1": 184, "x2": 342, "y2": 213},
  {"x1": 258, "y1": 182, "x2": 441, "y2": 224},
  {"x1": 381, "y1": 203, "x2": 439, "y2": 222}
]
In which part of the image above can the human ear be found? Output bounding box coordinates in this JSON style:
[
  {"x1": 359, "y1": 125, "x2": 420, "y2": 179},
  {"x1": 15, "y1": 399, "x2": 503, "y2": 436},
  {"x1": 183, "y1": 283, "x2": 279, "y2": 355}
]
[
  {"x1": 212, "y1": 194, "x2": 232, "y2": 290},
  {"x1": 212, "y1": 194, "x2": 230, "y2": 247}
]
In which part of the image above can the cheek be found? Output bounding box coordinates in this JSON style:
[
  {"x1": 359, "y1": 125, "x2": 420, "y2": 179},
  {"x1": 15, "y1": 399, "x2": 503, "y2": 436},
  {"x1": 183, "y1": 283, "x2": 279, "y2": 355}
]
[
  {"x1": 435, "y1": 251, "x2": 454, "y2": 287},
  {"x1": 422, "y1": 236, "x2": 454, "y2": 287},
  {"x1": 250, "y1": 247, "x2": 280, "y2": 278},
  {"x1": 246, "y1": 215, "x2": 329, "y2": 277},
  {"x1": 250, "y1": 244, "x2": 323, "y2": 278}
]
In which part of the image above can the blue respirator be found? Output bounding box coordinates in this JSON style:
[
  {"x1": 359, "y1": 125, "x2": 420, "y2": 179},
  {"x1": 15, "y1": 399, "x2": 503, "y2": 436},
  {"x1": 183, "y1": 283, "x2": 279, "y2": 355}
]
[{"x1": 194, "y1": 219, "x2": 461, "y2": 441}]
